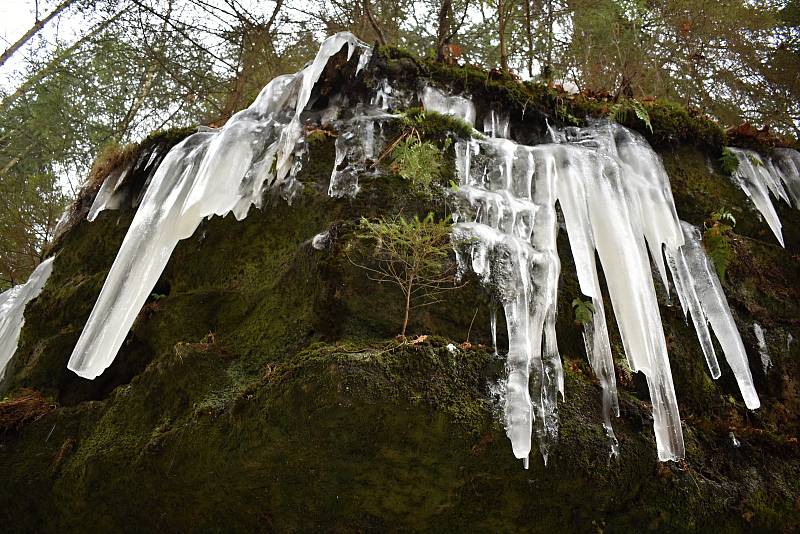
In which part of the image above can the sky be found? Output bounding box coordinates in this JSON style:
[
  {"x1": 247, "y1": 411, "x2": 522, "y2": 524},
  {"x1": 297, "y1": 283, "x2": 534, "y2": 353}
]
[{"x1": 0, "y1": 0, "x2": 76, "y2": 91}]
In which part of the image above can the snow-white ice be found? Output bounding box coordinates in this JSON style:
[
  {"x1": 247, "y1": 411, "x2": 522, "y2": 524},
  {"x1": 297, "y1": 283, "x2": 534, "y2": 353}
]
[
  {"x1": 68, "y1": 33, "x2": 372, "y2": 379},
  {"x1": 753, "y1": 323, "x2": 771, "y2": 374},
  {"x1": 420, "y1": 86, "x2": 476, "y2": 126},
  {"x1": 0, "y1": 258, "x2": 54, "y2": 380},
  {"x1": 312, "y1": 231, "x2": 330, "y2": 250},
  {"x1": 727, "y1": 147, "x2": 800, "y2": 246},
  {"x1": 452, "y1": 119, "x2": 760, "y2": 465}
]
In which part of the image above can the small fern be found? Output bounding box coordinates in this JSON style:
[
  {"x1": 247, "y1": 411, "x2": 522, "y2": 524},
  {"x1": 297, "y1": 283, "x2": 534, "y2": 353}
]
[
  {"x1": 609, "y1": 98, "x2": 652, "y2": 132},
  {"x1": 718, "y1": 148, "x2": 739, "y2": 175},
  {"x1": 572, "y1": 298, "x2": 595, "y2": 326},
  {"x1": 629, "y1": 99, "x2": 653, "y2": 133},
  {"x1": 704, "y1": 208, "x2": 736, "y2": 280}
]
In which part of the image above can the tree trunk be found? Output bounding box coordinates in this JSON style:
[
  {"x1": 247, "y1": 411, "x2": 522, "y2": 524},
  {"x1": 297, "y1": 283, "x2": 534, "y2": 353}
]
[
  {"x1": 401, "y1": 281, "x2": 413, "y2": 337},
  {"x1": 0, "y1": 0, "x2": 77, "y2": 68},
  {"x1": 436, "y1": 0, "x2": 452, "y2": 62},
  {"x1": 364, "y1": 0, "x2": 386, "y2": 46},
  {"x1": 499, "y1": 0, "x2": 508, "y2": 71}
]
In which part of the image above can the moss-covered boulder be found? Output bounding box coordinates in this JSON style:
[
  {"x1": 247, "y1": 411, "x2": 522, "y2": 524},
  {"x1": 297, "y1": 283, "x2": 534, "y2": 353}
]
[{"x1": 1, "y1": 50, "x2": 799, "y2": 532}]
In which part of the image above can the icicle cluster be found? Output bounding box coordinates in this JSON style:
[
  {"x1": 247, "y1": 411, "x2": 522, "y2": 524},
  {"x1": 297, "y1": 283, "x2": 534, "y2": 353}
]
[
  {"x1": 727, "y1": 147, "x2": 800, "y2": 246},
  {"x1": 30, "y1": 36, "x2": 773, "y2": 468},
  {"x1": 0, "y1": 258, "x2": 54, "y2": 380},
  {"x1": 447, "y1": 104, "x2": 760, "y2": 466},
  {"x1": 68, "y1": 33, "x2": 373, "y2": 379}
]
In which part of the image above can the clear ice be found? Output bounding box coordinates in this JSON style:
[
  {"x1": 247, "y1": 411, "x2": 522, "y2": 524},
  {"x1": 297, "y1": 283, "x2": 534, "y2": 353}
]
[
  {"x1": 0, "y1": 257, "x2": 54, "y2": 380},
  {"x1": 65, "y1": 36, "x2": 768, "y2": 468},
  {"x1": 665, "y1": 222, "x2": 759, "y2": 409},
  {"x1": 68, "y1": 33, "x2": 373, "y2": 379},
  {"x1": 452, "y1": 120, "x2": 760, "y2": 465},
  {"x1": 727, "y1": 146, "x2": 800, "y2": 246}
]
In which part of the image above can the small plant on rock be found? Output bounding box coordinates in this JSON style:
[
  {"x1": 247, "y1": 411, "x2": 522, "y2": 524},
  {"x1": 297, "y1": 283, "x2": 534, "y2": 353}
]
[
  {"x1": 718, "y1": 148, "x2": 739, "y2": 175},
  {"x1": 572, "y1": 298, "x2": 595, "y2": 326},
  {"x1": 704, "y1": 208, "x2": 736, "y2": 280},
  {"x1": 390, "y1": 136, "x2": 446, "y2": 194},
  {"x1": 350, "y1": 213, "x2": 459, "y2": 337},
  {"x1": 609, "y1": 98, "x2": 653, "y2": 132}
]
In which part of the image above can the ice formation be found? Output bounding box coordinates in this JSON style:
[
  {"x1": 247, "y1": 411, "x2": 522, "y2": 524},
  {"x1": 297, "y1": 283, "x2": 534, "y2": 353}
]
[
  {"x1": 0, "y1": 257, "x2": 54, "y2": 380},
  {"x1": 727, "y1": 147, "x2": 800, "y2": 246},
  {"x1": 753, "y1": 323, "x2": 771, "y2": 374},
  {"x1": 420, "y1": 86, "x2": 476, "y2": 127},
  {"x1": 451, "y1": 120, "x2": 760, "y2": 465},
  {"x1": 65, "y1": 35, "x2": 766, "y2": 467},
  {"x1": 68, "y1": 33, "x2": 373, "y2": 379},
  {"x1": 665, "y1": 222, "x2": 759, "y2": 407}
]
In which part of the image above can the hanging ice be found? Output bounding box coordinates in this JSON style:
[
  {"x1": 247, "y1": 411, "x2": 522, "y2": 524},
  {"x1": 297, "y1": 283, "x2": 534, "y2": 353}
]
[
  {"x1": 0, "y1": 258, "x2": 54, "y2": 380},
  {"x1": 753, "y1": 323, "x2": 771, "y2": 374},
  {"x1": 665, "y1": 222, "x2": 759, "y2": 409},
  {"x1": 483, "y1": 110, "x2": 510, "y2": 139},
  {"x1": 88, "y1": 165, "x2": 131, "y2": 221},
  {"x1": 65, "y1": 38, "x2": 765, "y2": 467},
  {"x1": 727, "y1": 147, "x2": 800, "y2": 246},
  {"x1": 328, "y1": 110, "x2": 393, "y2": 198},
  {"x1": 68, "y1": 33, "x2": 372, "y2": 379},
  {"x1": 420, "y1": 86, "x2": 476, "y2": 126},
  {"x1": 452, "y1": 118, "x2": 761, "y2": 465}
]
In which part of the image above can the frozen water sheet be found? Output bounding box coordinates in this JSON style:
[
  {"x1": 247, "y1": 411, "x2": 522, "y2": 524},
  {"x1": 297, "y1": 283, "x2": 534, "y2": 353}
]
[{"x1": 68, "y1": 32, "x2": 372, "y2": 379}]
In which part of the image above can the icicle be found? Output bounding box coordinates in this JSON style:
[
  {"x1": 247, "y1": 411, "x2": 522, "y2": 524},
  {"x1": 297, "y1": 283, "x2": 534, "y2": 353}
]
[
  {"x1": 727, "y1": 147, "x2": 788, "y2": 246},
  {"x1": 753, "y1": 323, "x2": 771, "y2": 374},
  {"x1": 328, "y1": 113, "x2": 391, "y2": 198},
  {"x1": 68, "y1": 33, "x2": 372, "y2": 379},
  {"x1": 483, "y1": 110, "x2": 510, "y2": 139},
  {"x1": 88, "y1": 166, "x2": 131, "y2": 221},
  {"x1": 665, "y1": 222, "x2": 760, "y2": 409},
  {"x1": 489, "y1": 303, "x2": 498, "y2": 357},
  {"x1": 420, "y1": 86, "x2": 476, "y2": 126},
  {"x1": 0, "y1": 258, "x2": 54, "y2": 380},
  {"x1": 769, "y1": 148, "x2": 800, "y2": 208},
  {"x1": 452, "y1": 119, "x2": 761, "y2": 463}
]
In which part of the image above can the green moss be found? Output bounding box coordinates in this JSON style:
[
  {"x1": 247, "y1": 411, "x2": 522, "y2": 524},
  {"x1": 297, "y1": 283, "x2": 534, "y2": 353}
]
[
  {"x1": 399, "y1": 108, "x2": 475, "y2": 140},
  {"x1": 140, "y1": 125, "x2": 196, "y2": 148},
  {"x1": 376, "y1": 47, "x2": 728, "y2": 150}
]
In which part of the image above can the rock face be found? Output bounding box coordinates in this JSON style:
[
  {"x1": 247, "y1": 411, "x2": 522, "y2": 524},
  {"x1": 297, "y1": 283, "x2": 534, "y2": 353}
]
[{"x1": 1, "y1": 46, "x2": 799, "y2": 532}]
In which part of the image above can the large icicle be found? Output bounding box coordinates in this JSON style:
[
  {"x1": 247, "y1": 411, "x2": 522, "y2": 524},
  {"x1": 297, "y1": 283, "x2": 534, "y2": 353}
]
[
  {"x1": 453, "y1": 118, "x2": 762, "y2": 464},
  {"x1": 769, "y1": 148, "x2": 800, "y2": 208},
  {"x1": 68, "y1": 33, "x2": 371, "y2": 379},
  {"x1": 0, "y1": 258, "x2": 55, "y2": 380},
  {"x1": 665, "y1": 222, "x2": 760, "y2": 409}
]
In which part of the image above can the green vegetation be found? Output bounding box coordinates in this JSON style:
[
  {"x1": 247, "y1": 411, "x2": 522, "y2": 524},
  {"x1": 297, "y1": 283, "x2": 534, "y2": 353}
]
[
  {"x1": 351, "y1": 213, "x2": 456, "y2": 336},
  {"x1": 719, "y1": 148, "x2": 740, "y2": 175},
  {"x1": 609, "y1": 98, "x2": 652, "y2": 132},
  {"x1": 390, "y1": 137, "x2": 447, "y2": 195},
  {"x1": 571, "y1": 298, "x2": 595, "y2": 326},
  {"x1": 398, "y1": 108, "x2": 475, "y2": 140},
  {"x1": 704, "y1": 208, "x2": 737, "y2": 280}
]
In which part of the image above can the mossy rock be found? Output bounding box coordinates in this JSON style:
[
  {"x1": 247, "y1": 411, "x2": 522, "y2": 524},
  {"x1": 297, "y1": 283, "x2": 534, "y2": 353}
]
[{"x1": 1, "y1": 52, "x2": 799, "y2": 532}]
